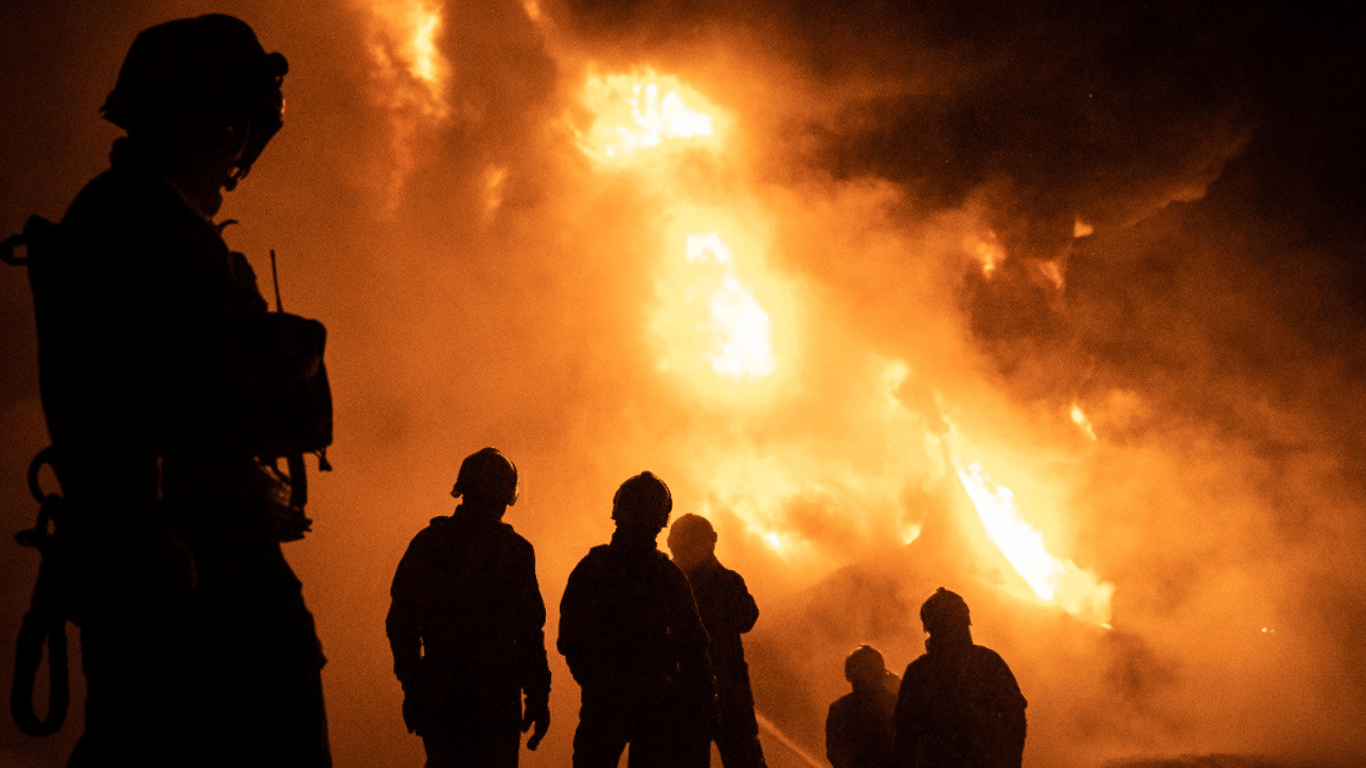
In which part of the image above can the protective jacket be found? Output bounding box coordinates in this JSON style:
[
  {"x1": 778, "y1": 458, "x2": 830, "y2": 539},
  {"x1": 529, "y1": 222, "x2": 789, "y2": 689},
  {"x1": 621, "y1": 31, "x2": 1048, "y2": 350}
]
[
  {"x1": 559, "y1": 531, "x2": 714, "y2": 768},
  {"x1": 46, "y1": 138, "x2": 330, "y2": 768},
  {"x1": 386, "y1": 507, "x2": 551, "y2": 735},
  {"x1": 893, "y1": 643, "x2": 1026, "y2": 768},
  {"x1": 679, "y1": 555, "x2": 766, "y2": 767},
  {"x1": 825, "y1": 671, "x2": 900, "y2": 768}
]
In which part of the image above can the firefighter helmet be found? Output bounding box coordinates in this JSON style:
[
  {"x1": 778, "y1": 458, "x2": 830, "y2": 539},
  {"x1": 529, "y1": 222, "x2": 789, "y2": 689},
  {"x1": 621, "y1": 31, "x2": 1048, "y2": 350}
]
[
  {"x1": 844, "y1": 644, "x2": 887, "y2": 684},
  {"x1": 611, "y1": 472, "x2": 672, "y2": 528},
  {"x1": 101, "y1": 14, "x2": 288, "y2": 187},
  {"x1": 451, "y1": 448, "x2": 519, "y2": 507},
  {"x1": 920, "y1": 587, "x2": 971, "y2": 633}
]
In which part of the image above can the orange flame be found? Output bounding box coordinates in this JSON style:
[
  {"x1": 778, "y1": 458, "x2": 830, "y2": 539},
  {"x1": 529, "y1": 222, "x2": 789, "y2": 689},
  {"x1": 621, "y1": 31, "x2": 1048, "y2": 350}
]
[
  {"x1": 578, "y1": 71, "x2": 775, "y2": 386},
  {"x1": 356, "y1": 0, "x2": 451, "y2": 208},
  {"x1": 685, "y1": 233, "x2": 777, "y2": 381},
  {"x1": 954, "y1": 460, "x2": 1113, "y2": 626},
  {"x1": 360, "y1": 0, "x2": 449, "y2": 117},
  {"x1": 577, "y1": 70, "x2": 720, "y2": 163}
]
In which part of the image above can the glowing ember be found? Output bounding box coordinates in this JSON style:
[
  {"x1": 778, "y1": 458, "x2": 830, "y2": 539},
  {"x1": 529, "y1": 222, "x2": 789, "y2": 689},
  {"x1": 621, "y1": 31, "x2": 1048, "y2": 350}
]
[
  {"x1": 955, "y1": 460, "x2": 1113, "y2": 626},
  {"x1": 686, "y1": 233, "x2": 777, "y2": 381},
  {"x1": 578, "y1": 71, "x2": 718, "y2": 161},
  {"x1": 968, "y1": 231, "x2": 1006, "y2": 278},
  {"x1": 1070, "y1": 403, "x2": 1098, "y2": 441}
]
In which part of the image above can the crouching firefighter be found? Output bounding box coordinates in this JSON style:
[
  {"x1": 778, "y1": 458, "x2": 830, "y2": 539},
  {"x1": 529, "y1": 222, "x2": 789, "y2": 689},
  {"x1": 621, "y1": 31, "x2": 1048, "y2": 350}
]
[{"x1": 4, "y1": 15, "x2": 333, "y2": 768}]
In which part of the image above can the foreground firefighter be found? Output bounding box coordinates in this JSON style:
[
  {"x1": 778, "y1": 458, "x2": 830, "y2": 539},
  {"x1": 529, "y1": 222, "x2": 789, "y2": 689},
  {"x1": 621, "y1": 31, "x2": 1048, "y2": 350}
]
[
  {"x1": 666, "y1": 513, "x2": 768, "y2": 768},
  {"x1": 17, "y1": 15, "x2": 333, "y2": 767},
  {"x1": 386, "y1": 448, "x2": 551, "y2": 767},
  {"x1": 826, "y1": 645, "x2": 901, "y2": 768},
  {"x1": 559, "y1": 472, "x2": 716, "y2": 767},
  {"x1": 893, "y1": 589, "x2": 1027, "y2": 768}
]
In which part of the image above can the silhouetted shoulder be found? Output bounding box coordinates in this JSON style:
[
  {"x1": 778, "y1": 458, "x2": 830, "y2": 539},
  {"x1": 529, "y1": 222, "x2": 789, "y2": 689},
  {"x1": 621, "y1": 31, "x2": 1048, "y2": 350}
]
[
  {"x1": 827, "y1": 691, "x2": 858, "y2": 720},
  {"x1": 572, "y1": 543, "x2": 615, "y2": 571},
  {"x1": 715, "y1": 562, "x2": 748, "y2": 588},
  {"x1": 578, "y1": 542, "x2": 675, "y2": 571},
  {"x1": 420, "y1": 514, "x2": 530, "y2": 551},
  {"x1": 902, "y1": 654, "x2": 929, "y2": 680},
  {"x1": 971, "y1": 645, "x2": 1026, "y2": 707},
  {"x1": 902, "y1": 646, "x2": 1026, "y2": 709},
  {"x1": 65, "y1": 166, "x2": 189, "y2": 227}
]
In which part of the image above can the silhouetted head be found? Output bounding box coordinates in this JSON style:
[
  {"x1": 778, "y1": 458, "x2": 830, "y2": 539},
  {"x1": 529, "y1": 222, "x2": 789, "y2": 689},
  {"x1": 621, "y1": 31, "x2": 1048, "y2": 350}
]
[
  {"x1": 920, "y1": 587, "x2": 972, "y2": 636},
  {"x1": 611, "y1": 472, "x2": 672, "y2": 536},
  {"x1": 844, "y1": 644, "x2": 888, "y2": 689},
  {"x1": 666, "y1": 513, "x2": 717, "y2": 571},
  {"x1": 451, "y1": 448, "x2": 519, "y2": 511},
  {"x1": 103, "y1": 15, "x2": 287, "y2": 192}
]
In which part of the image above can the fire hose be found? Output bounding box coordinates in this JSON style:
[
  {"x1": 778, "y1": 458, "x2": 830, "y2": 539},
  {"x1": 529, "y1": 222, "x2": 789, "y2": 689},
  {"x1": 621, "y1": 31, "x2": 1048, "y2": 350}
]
[{"x1": 11, "y1": 447, "x2": 71, "y2": 736}]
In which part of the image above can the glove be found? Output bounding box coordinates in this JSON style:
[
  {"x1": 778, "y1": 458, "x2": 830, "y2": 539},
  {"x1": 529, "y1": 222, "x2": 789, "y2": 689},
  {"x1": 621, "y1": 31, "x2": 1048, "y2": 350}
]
[
  {"x1": 401, "y1": 685, "x2": 428, "y2": 735},
  {"x1": 522, "y1": 697, "x2": 550, "y2": 750}
]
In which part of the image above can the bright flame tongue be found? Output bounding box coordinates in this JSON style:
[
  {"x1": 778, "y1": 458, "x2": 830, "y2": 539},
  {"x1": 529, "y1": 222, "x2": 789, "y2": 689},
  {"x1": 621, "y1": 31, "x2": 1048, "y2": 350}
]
[
  {"x1": 956, "y1": 462, "x2": 1065, "y2": 600},
  {"x1": 577, "y1": 71, "x2": 773, "y2": 383},
  {"x1": 579, "y1": 71, "x2": 717, "y2": 160},
  {"x1": 361, "y1": 0, "x2": 449, "y2": 114},
  {"x1": 955, "y1": 460, "x2": 1114, "y2": 626},
  {"x1": 686, "y1": 234, "x2": 776, "y2": 381}
]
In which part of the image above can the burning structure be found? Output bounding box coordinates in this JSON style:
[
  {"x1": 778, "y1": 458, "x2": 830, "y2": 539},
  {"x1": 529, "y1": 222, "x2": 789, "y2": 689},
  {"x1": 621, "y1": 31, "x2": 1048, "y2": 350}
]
[{"x1": 2, "y1": 1, "x2": 1365, "y2": 767}]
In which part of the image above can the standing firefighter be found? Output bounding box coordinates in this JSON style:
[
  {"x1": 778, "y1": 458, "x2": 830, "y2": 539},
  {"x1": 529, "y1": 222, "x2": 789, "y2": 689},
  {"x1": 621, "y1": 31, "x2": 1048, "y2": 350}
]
[
  {"x1": 893, "y1": 589, "x2": 1027, "y2": 768},
  {"x1": 825, "y1": 645, "x2": 900, "y2": 768},
  {"x1": 558, "y1": 472, "x2": 715, "y2": 768},
  {"x1": 13, "y1": 14, "x2": 333, "y2": 768},
  {"x1": 386, "y1": 448, "x2": 551, "y2": 768},
  {"x1": 666, "y1": 513, "x2": 767, "y2": 768}
]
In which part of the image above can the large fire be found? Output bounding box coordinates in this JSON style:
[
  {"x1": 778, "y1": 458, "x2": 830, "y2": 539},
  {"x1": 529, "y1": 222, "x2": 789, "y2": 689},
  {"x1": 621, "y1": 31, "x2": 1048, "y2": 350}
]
[
  {"x1": 8, "y1": 8, "x2": 1366, "y2": 768},
  {"x1": 579, "y1": 69, "x2": 1115, "y2": 626},
  {"x1": 574, "y1": 71, "x2": 778, "y2": 387}
]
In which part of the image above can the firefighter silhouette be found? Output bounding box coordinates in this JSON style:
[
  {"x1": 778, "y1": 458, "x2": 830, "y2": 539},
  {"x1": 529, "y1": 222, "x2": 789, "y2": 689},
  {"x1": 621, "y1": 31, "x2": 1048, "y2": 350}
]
[
  {"x1": 893, "y1": 589, "x2": 1027, "y2": 768},
  {"x1": 17, "y1": 15, "x2": 332, "y2": 768},
  {"x1": 387, "y1": 448, "x2": 551, "y2": 767},
  {"x1": 666, "y1": 513, "x2": 767, "y2": 768},
  {"x1": 558, "y1": 472, "x2": 716, "y2": 768},
  {"x1": 826, "y1": 645, "x2": 900, "y2": 768}
]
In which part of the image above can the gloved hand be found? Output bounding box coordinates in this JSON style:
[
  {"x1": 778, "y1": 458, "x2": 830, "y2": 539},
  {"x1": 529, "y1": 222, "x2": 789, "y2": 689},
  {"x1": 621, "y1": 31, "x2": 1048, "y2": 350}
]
[
  {"x1": 401, "y1": 684, "x2": 428, "y2": 735},
  {"x1": 522, "y1": 697, "x2": 550, "y2": 750}
]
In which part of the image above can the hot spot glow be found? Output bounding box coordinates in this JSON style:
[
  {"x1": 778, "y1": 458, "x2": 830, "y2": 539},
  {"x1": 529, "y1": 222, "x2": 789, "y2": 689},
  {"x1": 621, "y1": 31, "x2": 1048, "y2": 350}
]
[
  {"x1": 361, "y1": 0, "x2": 450, "y2": 116},
  {"x1": 578, "y1": 71, "x2": 719, "y2": 161},
  {"x1": 955, "y1": 460, "x2": 1113, "y2": 626},
  {"x1": 968, "y1": 231, "x2": 1006, "y2": 278},
  {"x1": 1070, "y1": 403, "x2": 1098, "y2": 441},
  {"x1": 358, "y1": 0, "x2": 451, "y2": 208},
  {"x1": 686, "y1": 233, "x2": 777, "y2": 381}
]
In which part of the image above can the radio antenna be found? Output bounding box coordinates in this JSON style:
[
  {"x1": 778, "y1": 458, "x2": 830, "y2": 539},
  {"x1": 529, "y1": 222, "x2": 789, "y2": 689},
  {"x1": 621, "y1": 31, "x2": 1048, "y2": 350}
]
[{"x1": 269, "y1": 249, "x2": 284, "y2": 312}]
